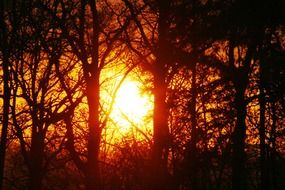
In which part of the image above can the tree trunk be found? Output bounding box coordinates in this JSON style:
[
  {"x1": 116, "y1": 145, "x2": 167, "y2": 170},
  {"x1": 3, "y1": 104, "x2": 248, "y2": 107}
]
[
  {"x1": 259, "y1": 64, "x2": 270, "y2": 190},
  {"x1": 270, "y1": 103, "x2": 277, "y2": 190},
  {"x1": 183, "y1": 63, "x2": 199, "y2": 189},
  {"x1": 151, "y1": 1, "x2": 171, "y2": 189},
  {"x1": 0, "y1": 2, "x2": 10, "y2": 189},
  {"x1": 188, "y1": 63, "x2": 198, "y2": 189},
  {"x1": 152, "y1": 67, "x2": 169, "y2": 190},
  {"x1": 29, "y1": 131, "x2": 45, "y2": 190},
  {"x1": 85, "y1": 73, "x2": 102, "y2": 190},
  {"x1": 232, "y1": 77, "x2": 247, "y2": 190},
  {"x1": 79, "y1": 0, "x2": 102, "y2": 189}
]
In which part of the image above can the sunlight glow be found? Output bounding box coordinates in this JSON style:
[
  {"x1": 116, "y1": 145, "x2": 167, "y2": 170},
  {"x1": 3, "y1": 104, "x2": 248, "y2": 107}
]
[{"x1": 110, "y1": 80, "x2": 152, "y2": 132}]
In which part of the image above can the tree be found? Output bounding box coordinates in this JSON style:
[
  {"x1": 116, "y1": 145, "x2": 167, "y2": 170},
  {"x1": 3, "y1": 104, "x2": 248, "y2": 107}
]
[
  {"x1": 7, "y1": 1, "x2": 83, "y2": 189},
  {"x1": 199, "y1": 1, "x2": 285, "y2": 189},
  {"x1": 0, "y1": 0, "x2": 26, "y2": 188},
  {"x1": 0, "y1": 1, "x2": 10, "y2": 188},
  {"x1": 122, "y1": 1, "x2": 222, "y2": 189},
  {"x1": 39, "y1": 0, "x2": 134, "y2": 189},
  {"x1": 258, "y1": 27, "x2": 285, "y2": 189}
]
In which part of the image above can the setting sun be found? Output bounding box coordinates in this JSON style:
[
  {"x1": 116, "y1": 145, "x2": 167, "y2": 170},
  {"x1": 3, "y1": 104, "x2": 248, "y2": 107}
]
[{"x1": 110, "y1": 80, "x2": 153, "y2": 132}]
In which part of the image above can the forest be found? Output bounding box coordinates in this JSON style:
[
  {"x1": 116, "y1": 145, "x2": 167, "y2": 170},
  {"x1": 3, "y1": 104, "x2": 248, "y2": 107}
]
[{"x1": 0, "y1": 0, "x2": 285, "y2": 190}]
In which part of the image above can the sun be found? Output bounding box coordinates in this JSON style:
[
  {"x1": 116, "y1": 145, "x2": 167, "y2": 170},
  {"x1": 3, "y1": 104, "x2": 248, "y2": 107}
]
[{"x1": 110, "y1": 80, "x2": 153, "y2": 132}]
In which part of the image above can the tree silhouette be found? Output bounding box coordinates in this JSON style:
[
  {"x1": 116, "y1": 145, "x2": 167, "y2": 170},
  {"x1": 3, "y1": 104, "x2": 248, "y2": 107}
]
[
  {"x1": 8, "y1": 3, "x2": 83, "y2": 188},
  {"x1": 0, "y1": 1, "x2": 10, "y2": 189},
  {"x1": 0, "y1": 1, "x2": 27, "y2": 188},
  {"x1": 0, "y1": 0, "x2": 285, "y2": 190},
  {"x1": 38, "y1": 0, "x2": 134, "y2": 189}
]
